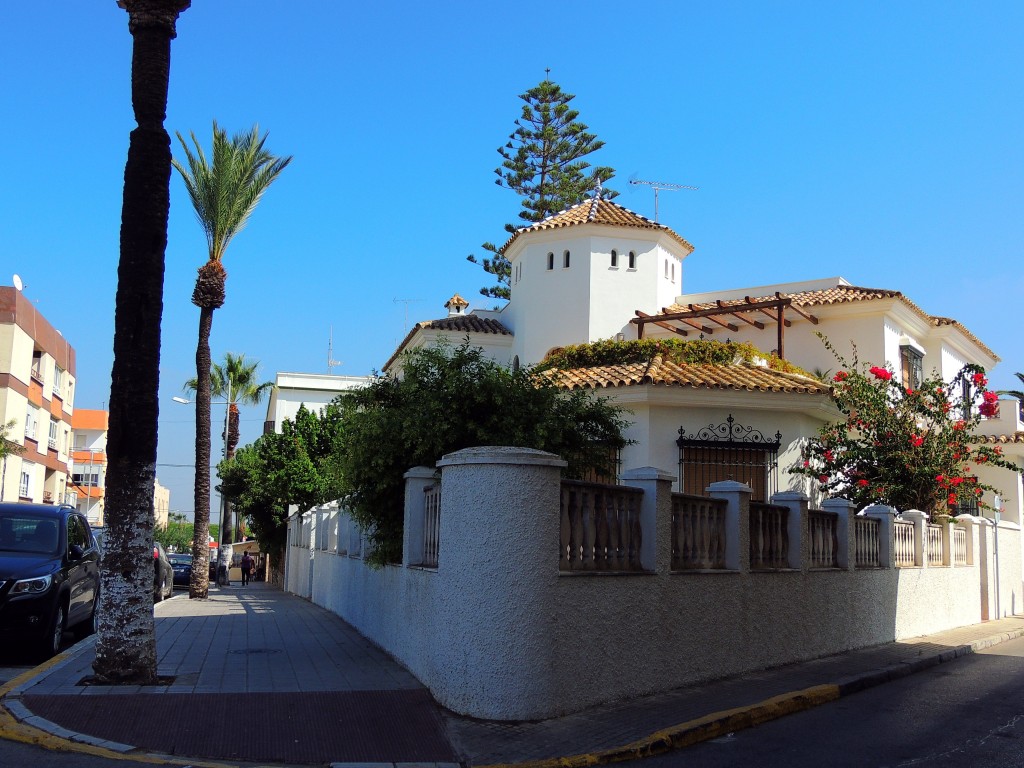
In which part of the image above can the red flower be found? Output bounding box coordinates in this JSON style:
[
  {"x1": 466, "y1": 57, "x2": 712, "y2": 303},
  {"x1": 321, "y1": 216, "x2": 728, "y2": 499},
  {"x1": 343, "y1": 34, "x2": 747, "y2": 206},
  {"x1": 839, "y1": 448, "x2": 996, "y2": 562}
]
[
  {"x1": 819, "y1": 475, "x2": 829, "y2": 484},
  {"x1": 972, "y1": 372, "x2": 987, "y2": 386},
  {"x1": 870, "y1": 366, "x2": 893, "y2": 381},
  {"x1": 909, "y1": 434, "x2": 924, "y2": 447},
  {"x1": 803, "y1": 459, "x2": 810, "y2": 468},
  {"x1": 833, "y1": 371, "x2": 849, "y2": 382},
  {"x1": 857, "y1": 479, "x2": 870, "y2": 487},
  {"x1": 983, "y1": 391, "x2": 999, "y2": 403},
  {"x1": 947, "y1": 493, "x2": 958, "y2": 506},
  {"x1": 953, "y1": 421, "x2": 966, "y2": 431},
  {"x1": 824, "y1": 450, "x2": 834, "y2": 462},
  {"x1": 979, "y1": 402, "x2": 998, "y2": 417}
]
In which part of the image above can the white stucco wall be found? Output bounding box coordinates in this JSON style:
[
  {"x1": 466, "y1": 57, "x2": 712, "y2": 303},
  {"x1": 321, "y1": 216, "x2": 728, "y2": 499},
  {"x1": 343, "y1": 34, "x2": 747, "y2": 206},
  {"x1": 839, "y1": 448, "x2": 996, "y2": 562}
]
[{"x1": 286, "y1": 448, "x2": 1021, "y2": 721}]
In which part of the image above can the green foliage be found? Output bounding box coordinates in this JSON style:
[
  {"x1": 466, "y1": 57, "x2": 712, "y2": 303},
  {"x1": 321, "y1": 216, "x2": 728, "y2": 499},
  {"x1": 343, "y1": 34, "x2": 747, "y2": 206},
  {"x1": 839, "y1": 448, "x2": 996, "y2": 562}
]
[
  {"x1": 172, "y1": 122, "x2": 292, "y2": 263},
  {"x1": 154, "y1": 513, "x2": 217, "y2": 554},
  {"x1": 0, "y1": 419, "x2": 24, "y2": 463},
  {"x1": 537, "y1": 338, "x2": 811, "y2": 376},
  {"x1": 790, "y1": 342, "x2": 1020, "y2": 515},
  {"x1": 468, "y1": 78, "x2": 617, "y2": 301},
  {"x1": 337, "y1": 340, "x2": 632, "y2": 565},
  {"x1": 219, "y1": 404, "x2": 345, "y2": 568}
]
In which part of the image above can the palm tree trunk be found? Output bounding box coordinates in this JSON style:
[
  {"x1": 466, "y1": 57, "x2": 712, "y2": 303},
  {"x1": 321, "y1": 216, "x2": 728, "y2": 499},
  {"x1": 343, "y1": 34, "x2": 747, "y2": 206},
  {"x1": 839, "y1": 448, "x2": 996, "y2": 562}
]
[
  {"x1": 189, "y1": 304, "x2": 214, "y2": 597},
  {"x1": 93, "y1": 0, "x2": 189, "y2": 684}
]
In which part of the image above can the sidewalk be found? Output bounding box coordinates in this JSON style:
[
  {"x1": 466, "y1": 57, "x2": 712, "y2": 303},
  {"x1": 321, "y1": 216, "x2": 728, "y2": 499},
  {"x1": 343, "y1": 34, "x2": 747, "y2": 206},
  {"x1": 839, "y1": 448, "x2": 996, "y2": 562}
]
[{"x1": 1, "y1": 582, "x2": 1023, "y2": 768}]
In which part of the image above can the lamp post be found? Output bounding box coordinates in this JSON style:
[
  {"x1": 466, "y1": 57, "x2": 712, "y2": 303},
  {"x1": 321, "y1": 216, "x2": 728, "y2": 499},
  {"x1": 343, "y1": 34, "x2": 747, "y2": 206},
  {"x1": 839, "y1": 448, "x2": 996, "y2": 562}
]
[{"x1": 173, "y1": 390, "x2": 231, "y2": 582}]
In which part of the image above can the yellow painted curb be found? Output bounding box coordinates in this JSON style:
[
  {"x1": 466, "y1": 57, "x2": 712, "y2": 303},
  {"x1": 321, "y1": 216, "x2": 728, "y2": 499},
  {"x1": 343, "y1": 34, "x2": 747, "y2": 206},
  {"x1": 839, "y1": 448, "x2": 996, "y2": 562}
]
[{"x1": 476, "y1": 684, "x2": 842, "y2": 768}]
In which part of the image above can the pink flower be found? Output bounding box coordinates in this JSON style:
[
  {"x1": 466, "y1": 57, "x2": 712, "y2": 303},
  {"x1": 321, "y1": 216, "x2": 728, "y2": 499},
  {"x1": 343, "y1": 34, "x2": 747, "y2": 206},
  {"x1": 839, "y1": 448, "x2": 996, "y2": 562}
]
[{"x1": 870, "y1": 366, "x2": 892, "y2": 381}]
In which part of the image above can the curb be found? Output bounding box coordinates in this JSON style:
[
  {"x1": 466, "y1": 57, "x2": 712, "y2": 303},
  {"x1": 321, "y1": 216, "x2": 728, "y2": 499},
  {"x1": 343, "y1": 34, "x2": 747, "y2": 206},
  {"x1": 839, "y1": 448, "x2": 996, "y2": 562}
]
[{"x1": 474, "y1": 625, "x2": 1024, "y2": 768}]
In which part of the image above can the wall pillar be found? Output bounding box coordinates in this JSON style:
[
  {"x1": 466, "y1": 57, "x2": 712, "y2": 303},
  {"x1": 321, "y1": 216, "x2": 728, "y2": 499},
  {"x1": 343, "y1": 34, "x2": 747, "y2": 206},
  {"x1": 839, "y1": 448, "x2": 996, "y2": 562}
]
[
  {"x1": 772, "y1": 490, "x2": 808, "y2": 569},
  {"x1": 433, "y1": 446, "x2": 567, "y2": 719},
  {"x1": 402, "y1": 466, "x2": 436, "y2": 567},
  {"x1": 621, "y1": 466, "x2": 674, "y2": 573},
  {"x1": 902, "y1": 509, "x2": 929, "y2": 567},
  {"x1": 708, "y1": 480, "x2": 752, "y2": 572},
  {"x1": 822, "y1": 497, "x2": 857, "y2": 570}
]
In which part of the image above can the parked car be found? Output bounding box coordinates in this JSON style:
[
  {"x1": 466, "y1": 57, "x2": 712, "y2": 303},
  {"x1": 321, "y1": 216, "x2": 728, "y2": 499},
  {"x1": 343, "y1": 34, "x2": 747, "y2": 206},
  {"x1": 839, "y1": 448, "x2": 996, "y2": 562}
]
[
  {"x1": 167, "y1": 552, "x2": 192, "y2": 588},
  {"x1": 0, "y1": 503, "x2": 101, "y2": 660},
  {"x1": 153, "y1": 542, "x2": 173, "y2": 602}
]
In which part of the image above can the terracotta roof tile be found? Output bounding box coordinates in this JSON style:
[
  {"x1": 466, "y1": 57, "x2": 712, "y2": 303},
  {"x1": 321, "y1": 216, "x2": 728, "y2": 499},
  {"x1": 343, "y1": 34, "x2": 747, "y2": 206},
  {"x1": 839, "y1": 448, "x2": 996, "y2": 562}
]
[
  {"x1": 382, "y1": 314, "x2": 512, "y2": 371},
  {"x1": 500, "y1": 198, "x2": 694, "y2": 254},
  {"x1": 540, "y1": 356, "x2": 829, "y2": 395},
  {"x1": 418, "y1": 315, "x2": 511, "y2": 335},
  {"x1": 667, "y1": 284, "x2": 997, "y2": 361}
]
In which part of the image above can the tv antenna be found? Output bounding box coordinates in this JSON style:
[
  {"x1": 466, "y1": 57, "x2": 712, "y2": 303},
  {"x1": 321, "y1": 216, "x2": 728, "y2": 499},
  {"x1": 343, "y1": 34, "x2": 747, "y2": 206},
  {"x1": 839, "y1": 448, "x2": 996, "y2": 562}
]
[
  {"x1": 12, "y1": 274, "x2": 24, "y2": 292},
  {"x1": 393, "y1": 297, "x2": 422, "y2": 334},
  {"x1": 629, "y1": 179, "x2": 698, "y2": 222},
  {"x1": 327, "y1": 326, "x2": 342, "y2": 374}
]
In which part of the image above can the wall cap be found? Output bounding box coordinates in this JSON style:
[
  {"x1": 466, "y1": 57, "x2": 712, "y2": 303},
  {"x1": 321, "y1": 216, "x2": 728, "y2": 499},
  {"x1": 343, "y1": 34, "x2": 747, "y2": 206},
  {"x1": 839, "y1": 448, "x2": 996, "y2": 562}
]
[
  {"x1": 621, "y1": 466, "x2": 675, "y2": 482},
  {"x1": 437, "y1": 445, "x2": 568, "y2": 468}
]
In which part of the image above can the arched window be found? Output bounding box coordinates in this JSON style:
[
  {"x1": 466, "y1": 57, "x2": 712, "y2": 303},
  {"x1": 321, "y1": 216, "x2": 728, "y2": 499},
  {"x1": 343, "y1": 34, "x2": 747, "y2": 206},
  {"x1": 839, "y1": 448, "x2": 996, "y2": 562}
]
[
  {"x1": 563, "y1": 250, "x2": 571, "y2": 268},
  {"x1": 610, "y1": 249, "x2": 618, "y2": 268},
  {"x1": 628, "y1": 251, "x2": 637, "y2": 269},
  {"x1": 547, "y1": 252, "x2": 554, "y2": 270}
]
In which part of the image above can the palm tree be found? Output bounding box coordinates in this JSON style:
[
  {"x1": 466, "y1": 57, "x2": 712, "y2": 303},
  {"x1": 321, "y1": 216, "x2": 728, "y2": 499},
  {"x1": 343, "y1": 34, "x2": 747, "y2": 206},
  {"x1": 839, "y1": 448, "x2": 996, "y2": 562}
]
[
  {"x1": 92, "y1": 0, "x2": 189, "y2": 685},
  {"x1": 185, "y1": 353, "x2": 274, "y2": 542},
  {"x1": 996, "y1": 372, "x2": 1024, "y2": 419},
  {"x1": 172, "y1": 124, "x2": 290, "y2": 599}
]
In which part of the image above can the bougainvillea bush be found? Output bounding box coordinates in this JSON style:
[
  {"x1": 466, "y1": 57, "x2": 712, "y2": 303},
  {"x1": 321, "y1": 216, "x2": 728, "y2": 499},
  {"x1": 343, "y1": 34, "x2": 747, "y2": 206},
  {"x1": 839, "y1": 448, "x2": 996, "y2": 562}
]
[{"x1": 790, "y1": 349, "x2": 1019, "y2": 516}]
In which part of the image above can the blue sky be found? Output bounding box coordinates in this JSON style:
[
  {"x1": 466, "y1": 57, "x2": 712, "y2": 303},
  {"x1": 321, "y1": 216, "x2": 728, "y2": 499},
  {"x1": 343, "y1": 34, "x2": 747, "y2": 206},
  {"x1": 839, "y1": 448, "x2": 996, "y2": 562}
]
[{"x1": 2, "y1": 2, "x2": 1021, "y2": 519}]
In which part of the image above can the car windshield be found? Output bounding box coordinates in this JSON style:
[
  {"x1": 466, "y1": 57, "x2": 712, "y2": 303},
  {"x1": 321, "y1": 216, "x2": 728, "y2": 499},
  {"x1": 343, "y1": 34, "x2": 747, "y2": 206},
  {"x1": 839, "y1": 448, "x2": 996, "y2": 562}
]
[
  {"x1": 0, "y1": 513, "x2": 60, "y2": 555},
  {"x1": 168, "y1": 554, "x2": 192, "y2": 565}
]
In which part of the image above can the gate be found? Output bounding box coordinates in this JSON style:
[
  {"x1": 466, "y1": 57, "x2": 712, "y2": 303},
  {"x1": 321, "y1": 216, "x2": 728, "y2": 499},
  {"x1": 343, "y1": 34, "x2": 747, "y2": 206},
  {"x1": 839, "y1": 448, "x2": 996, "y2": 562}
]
[{"x1": 677, "y1": 414, "x2": 781, "y2": 502}]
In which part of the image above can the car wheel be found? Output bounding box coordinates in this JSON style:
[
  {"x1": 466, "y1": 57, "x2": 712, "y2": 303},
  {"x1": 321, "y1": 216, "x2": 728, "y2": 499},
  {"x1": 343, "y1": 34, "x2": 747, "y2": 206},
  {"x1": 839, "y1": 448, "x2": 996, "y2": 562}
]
[{"x1": 41, "y1": 602, "x2": 66, "y2": 661}]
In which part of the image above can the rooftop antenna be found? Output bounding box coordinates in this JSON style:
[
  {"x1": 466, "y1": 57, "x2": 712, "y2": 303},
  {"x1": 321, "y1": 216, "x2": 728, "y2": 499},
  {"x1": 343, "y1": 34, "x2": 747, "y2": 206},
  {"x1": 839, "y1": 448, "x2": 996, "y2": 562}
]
[
  {"x1": 327, "y1": 326, "x2": 342, "y2": 374},
  {"x1": 629, "y1": 179, "x2": 698, "y2": 222},
  {"x1": 393, "y1": 297, "x2": 422, "y2": 334},
  {"x1": 12, "y1": 274, "x2": 24, "y2": 292}
]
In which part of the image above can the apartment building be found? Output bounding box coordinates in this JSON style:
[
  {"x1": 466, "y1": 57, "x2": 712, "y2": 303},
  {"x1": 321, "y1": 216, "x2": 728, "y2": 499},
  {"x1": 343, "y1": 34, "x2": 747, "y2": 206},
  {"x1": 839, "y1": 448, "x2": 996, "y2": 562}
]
[
  {"x1": 69, "y1": 408, "x2": 171, "y2": 529},
  {"x1": 0, "y1": 286, "x2": 76, "y2": 504}
]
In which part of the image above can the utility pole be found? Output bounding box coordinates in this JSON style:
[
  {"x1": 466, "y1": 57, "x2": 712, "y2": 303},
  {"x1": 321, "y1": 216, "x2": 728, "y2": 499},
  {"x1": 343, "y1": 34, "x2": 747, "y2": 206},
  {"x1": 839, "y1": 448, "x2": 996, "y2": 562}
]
[{"x1": 629, "y1": 179, "x2": 698, "y2": 222}]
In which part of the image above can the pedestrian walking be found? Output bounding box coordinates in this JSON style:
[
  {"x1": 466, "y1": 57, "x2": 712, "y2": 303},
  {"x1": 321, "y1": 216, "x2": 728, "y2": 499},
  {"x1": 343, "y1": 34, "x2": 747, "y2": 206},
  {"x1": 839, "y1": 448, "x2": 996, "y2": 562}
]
[{"x1": 240, "y1": 551, "x2": 253, "y2": 586}]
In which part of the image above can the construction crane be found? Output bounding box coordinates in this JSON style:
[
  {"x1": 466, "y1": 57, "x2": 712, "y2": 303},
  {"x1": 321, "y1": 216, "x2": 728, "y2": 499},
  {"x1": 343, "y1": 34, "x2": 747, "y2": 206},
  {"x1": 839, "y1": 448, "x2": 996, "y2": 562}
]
[{"x1": 629, "y1": 179, "x2": 698, "y2": 222}]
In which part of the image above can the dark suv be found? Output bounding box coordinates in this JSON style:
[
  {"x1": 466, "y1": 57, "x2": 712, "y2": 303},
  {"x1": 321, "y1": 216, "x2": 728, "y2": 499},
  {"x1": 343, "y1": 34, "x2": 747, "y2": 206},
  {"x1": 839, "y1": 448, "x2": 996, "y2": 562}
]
[{"x1": 0, "y1": 503, "x2": 100, "y2": 659}]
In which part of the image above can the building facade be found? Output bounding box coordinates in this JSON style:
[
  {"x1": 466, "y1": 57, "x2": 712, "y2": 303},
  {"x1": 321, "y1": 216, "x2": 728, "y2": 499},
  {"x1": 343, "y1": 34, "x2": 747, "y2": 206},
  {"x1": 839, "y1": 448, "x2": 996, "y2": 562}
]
[{"x1": 0, "y1": 286, "x2": 76, "y2": 505}]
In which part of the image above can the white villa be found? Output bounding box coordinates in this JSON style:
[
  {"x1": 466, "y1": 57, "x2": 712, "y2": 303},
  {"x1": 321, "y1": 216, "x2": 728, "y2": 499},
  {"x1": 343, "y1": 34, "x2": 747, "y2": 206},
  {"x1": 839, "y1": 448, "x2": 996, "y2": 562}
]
[{"x1": 284, "y1": 193, "x2": 1024, "y2": 721}]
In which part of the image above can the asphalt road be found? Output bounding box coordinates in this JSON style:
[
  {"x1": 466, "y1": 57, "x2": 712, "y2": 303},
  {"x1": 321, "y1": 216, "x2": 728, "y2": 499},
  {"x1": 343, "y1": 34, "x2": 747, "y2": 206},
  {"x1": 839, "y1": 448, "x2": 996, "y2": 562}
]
[{"x1": 626, "y1": 634, "x2": 1024, "y2": 768}]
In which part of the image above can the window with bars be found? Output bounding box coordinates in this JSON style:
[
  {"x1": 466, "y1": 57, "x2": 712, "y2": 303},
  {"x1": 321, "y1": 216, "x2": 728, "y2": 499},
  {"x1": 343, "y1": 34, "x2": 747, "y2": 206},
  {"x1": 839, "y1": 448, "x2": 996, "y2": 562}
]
[{"x1": 677, "y1": 416, "x2": 781, "y2": 502}]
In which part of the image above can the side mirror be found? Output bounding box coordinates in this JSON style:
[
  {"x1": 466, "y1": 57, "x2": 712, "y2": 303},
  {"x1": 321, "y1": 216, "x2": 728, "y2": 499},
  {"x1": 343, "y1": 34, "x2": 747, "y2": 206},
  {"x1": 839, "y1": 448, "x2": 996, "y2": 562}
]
[{"x1": 69, "y1": 544, "x2": 85, "y2": 561}]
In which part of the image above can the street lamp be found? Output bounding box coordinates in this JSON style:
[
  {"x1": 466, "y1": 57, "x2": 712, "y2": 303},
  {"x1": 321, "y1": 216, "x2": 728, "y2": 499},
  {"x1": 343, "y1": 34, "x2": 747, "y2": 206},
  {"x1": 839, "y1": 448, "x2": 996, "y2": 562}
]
[{"x1": 173, "y1": 387, "x2": 232, "y2": 582}]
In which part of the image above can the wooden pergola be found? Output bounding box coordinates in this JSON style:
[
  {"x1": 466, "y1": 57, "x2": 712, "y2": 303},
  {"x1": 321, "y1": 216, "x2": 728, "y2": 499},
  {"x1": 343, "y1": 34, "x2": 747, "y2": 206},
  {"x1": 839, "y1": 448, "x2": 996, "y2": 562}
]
[{"x1": 630, "y1": 292, "x2": 819, "y2": 360}]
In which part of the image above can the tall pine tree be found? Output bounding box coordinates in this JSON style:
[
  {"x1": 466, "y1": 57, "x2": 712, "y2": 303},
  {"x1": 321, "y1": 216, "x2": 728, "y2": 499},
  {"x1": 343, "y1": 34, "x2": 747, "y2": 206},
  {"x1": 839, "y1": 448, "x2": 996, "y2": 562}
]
[{"x1": 469, "y1": 77, "x2": 616, "y2": 301}]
